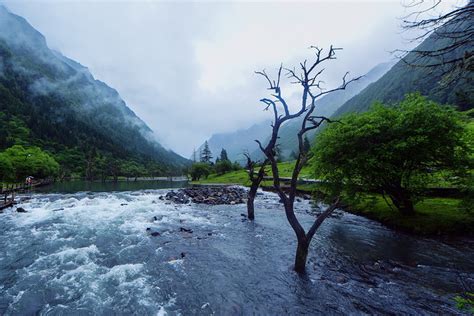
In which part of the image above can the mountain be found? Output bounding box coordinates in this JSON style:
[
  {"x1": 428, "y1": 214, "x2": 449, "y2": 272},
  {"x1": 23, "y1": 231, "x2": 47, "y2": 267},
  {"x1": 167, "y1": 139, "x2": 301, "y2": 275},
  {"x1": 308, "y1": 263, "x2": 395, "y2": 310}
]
[
  {"x1": 0, "y1": 6, "x2": 188, "y2": 176},
  {"x1": 196, "y1": 120, "x2": 272, "y2": 164},
  {"x1": 334, "y1": 20, "x2": 473, "y2": 117},
  {"x1": 197, "y1": 61, "x2": 394, "y2": 164}
]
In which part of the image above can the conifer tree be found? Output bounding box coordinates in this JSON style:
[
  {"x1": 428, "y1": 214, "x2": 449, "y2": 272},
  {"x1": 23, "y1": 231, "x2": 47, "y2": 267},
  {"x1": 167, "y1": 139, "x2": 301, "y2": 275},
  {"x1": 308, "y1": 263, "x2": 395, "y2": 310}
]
[
  {"x1": 220, "y1": 148, "x2": 229, "y2": 161},
  {"x1": 200, "y1": 141, "x2": 213, "y2": 164}
]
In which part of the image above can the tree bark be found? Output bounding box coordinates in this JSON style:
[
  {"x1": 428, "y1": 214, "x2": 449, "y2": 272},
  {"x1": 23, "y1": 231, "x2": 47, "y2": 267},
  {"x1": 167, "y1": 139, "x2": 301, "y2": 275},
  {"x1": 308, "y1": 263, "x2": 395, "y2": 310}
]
[
  {"x1": 294, "y1": 239, "x2": 309, "y2": 273},
  {"x1": 253, "y1": 47, "x2": 359, "y2": 274},
  {"x1": 247, "y1": 184, "x2": 258, "y2": 220},
  {"x1": 397, "y1": 197, "x2": 414, "y2": 215},
  {"x1": 244, "y1": 155, "x2": 268, "y2": 221},
  {"x1": 389, "y1": 188, "x2": 415, "y2": 215}
]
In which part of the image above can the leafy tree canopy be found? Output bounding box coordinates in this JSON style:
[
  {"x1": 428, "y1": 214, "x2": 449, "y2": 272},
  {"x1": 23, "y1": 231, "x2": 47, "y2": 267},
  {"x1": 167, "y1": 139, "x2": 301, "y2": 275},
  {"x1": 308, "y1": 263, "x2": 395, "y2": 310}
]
[
  {"x1": 2, "y1": 145, "x2": 60, "y2": 181},
  {"x1": 215, "y1": 159, "x2": 233, "y2": 175},
  {"x1": 190, "y1": 162, "x2": 211, "y2": 181},
  {"x1": 313, "y1": 93, "x2": 473, "y2": 214}
]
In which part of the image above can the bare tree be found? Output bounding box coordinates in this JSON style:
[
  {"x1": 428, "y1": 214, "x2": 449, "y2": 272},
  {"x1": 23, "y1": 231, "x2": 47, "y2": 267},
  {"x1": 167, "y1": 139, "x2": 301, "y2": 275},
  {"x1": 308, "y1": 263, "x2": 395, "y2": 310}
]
[
  {"x1": 243, "y1": 152, "x2": 268, "y2": 220},
  {"x1": 255, "y1": 46, "x2": 360, "y2": 273},
  {"x1": 397, "y1": 0, "x2": 473, "y2": 79}
]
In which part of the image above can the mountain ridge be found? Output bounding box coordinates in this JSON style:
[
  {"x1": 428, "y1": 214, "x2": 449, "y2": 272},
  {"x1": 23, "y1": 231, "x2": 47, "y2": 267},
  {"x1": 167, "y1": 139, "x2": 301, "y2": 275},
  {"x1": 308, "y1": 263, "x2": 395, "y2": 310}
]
[{"x1": 0, "y1": 5, "x2": 188, "y2": 176}]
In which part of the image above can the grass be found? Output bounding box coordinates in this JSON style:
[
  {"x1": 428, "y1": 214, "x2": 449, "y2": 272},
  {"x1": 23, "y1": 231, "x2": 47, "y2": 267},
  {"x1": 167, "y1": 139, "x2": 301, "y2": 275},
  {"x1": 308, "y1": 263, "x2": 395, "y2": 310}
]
[
  {"x1": 194, "y1": 169, "x2": 251, "y2": 185},
  {"x1": 192, "y1": 161, "x2": 313, "y2": 186},
  {"x1": 275, "y1": 161, "x2": 312, "y2": 178},
  {"x1": 349, "y1": 194, "x2": 474, "y2": 236}
]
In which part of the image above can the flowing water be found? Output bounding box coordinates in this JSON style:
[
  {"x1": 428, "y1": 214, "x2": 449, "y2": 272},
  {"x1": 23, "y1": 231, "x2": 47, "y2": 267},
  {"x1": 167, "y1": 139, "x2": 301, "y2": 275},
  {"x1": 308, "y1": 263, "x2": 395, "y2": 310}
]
[{"x1": 0, "y1": 186, "x2": 473, "y2": 315}]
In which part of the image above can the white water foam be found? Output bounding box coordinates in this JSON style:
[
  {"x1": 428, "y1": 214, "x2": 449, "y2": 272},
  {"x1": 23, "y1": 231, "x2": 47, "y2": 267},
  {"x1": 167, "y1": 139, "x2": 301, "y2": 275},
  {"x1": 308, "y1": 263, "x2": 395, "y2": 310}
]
[{"x1": 1, "y1": 190, "x2": 215, "y2": 314}]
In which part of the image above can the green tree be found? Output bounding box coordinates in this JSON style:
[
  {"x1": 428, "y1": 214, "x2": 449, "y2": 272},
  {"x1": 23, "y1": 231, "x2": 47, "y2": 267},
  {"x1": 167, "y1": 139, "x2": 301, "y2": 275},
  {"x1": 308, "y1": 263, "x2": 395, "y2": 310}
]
[
  {"x1": 2, "y1": 145, "x2": 59, "y2": 181},
  {"x1": 313, "y1": 94, "x2": 472, "y2": 215},
  {"x1": 200, "y1": 141, "x2": 213, "y2": 164},
  {"x1": 0, "y1": 114, "x2": 30, "y2": 148},
  {"x1": 220, "y1": 148, "x2": 229, "y2": 161},
  {"x1": 146, "y1": 161, "x2": 164, "y2": 179},
  {"x1": 55, "y1": 148, "x2": 85, "y2": 179},
  {"x1": 121, "y1": 161, "x2": 146, "y2": 181},
  {"x1": 94, "y1": 154, "x2": 108, "y2": 182},
  {"x1": 84, "y1": 149, "x2": 98, "y2": 180},
  {"x1": 215, "y1": 159, "x2": 233, "y2": 175},
  {"x1": 189, "y1": 162, "x2": 211, "y2": 181},
  {"x1": 107, "y1": 158, "x2": 122, "y2": 182},
  {"x1": 232, "y1": 161, "x2": 242, "y2": 171},
  {"x1": 0, "y1": 153, "x2": 14, "y2": 182}
]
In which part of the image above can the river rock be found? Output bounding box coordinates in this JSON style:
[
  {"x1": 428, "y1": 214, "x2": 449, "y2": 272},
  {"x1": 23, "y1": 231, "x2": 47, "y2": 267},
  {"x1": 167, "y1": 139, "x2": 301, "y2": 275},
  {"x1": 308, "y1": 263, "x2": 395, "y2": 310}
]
[
  {"x1": 146, "y1": 227, "x2": 161, "y2": 237},
  {"x1": 16, "y1": 207, "x2": 27, "y2": 213},
  {"x1": 165, "y1": 186, "x2": 247, "y2": 205},
  {"x1": 165, "y1": 191, "x2": 190, "y2": 204}
]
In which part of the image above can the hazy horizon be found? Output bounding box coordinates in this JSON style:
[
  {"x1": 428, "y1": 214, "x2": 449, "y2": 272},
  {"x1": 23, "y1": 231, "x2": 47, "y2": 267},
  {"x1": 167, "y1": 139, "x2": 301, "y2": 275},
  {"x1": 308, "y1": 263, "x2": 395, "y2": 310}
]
[{"x1": 2, "y1": 0, "x2": 464, "y2": 157}]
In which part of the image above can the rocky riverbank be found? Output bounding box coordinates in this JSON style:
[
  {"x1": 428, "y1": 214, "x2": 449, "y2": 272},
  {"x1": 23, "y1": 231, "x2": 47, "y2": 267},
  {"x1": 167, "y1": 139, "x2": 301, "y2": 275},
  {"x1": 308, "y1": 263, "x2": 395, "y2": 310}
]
[{"x1": 162, "y1": 186, "x2": 247, "y2": 205}]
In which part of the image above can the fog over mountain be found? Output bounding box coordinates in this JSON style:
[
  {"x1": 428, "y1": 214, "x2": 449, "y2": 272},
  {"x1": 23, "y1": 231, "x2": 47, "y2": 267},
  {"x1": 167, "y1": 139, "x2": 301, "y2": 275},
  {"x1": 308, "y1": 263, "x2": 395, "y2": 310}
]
[
  {"x1": 0, "y1": 5, "x2": 188, "y2": 173},
  {"x1": 2, "y1": 1, "x2": 462, "y2": 156}
]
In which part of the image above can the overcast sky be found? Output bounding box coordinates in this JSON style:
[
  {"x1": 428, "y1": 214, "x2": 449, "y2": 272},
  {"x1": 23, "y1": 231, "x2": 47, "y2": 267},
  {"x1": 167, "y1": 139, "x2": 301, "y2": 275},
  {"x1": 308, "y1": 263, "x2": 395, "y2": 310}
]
[{"x1": 2, "y1": 0, "x2": 463, "y2": 157}]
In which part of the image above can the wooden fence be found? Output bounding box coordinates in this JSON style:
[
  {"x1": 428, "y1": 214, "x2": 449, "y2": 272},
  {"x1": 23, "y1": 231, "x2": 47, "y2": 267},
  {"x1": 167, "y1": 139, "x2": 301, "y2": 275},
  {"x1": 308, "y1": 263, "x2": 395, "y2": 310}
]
[{"x1": 0, "y1": 178, "x2": 54, "y2": 210}]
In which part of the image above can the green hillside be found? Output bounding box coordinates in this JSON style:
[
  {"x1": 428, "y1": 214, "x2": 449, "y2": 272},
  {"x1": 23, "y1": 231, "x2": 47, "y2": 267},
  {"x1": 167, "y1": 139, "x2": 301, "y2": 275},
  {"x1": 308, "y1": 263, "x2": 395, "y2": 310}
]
[
  {"x1": 0, "y1": 6, "x2": 188, "y2": 179},
  {"x1": 334, "y1": 20, "x2": 473, "y2": 117}
]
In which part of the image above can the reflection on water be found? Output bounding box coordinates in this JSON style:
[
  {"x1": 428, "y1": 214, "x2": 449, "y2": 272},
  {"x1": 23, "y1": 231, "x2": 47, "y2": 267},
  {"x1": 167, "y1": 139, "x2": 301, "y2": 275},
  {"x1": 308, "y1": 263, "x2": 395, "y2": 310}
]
[
  {"x1": 34, "y1": 179, "x2": 189, "y2": 193},
  {"x1": 0, "y1": 189, "x2": 472, "y2": 315}
]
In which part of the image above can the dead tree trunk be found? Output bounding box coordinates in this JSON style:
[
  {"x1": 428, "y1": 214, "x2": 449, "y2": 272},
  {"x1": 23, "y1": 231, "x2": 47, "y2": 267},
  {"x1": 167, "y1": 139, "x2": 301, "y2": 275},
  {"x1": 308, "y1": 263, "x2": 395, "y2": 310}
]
[
  {"x1": 244, "y1": 153, "x2": 268, "y2": 220},
  {"x1": 255, "y1": 46, "x2": 360, "y2": 273}
]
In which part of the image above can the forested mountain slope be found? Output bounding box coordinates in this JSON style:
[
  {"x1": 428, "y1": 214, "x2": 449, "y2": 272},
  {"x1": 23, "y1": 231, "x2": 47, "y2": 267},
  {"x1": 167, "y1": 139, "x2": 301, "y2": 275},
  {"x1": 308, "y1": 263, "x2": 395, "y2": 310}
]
[
  {"x1": 334, "y1": 20, "x2": 473, "y2": 117},
  {"x1": 0, "y1": 6, "x2": 188, "y2": 177}
]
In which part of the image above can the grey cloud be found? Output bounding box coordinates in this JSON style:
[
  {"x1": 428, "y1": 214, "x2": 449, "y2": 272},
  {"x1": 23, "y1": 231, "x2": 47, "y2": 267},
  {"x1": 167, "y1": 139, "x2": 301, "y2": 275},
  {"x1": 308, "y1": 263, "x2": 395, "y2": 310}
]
[{"x1": 3, "y1": 1, "x2": 421, "y2": 156}]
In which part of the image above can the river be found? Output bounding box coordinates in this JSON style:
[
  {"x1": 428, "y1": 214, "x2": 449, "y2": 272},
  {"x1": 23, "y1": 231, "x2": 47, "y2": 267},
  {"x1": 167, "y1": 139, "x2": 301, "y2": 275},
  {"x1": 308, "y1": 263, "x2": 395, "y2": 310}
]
[{"x1": 0, "y1": 182, "x2": 472, "y2": 314}]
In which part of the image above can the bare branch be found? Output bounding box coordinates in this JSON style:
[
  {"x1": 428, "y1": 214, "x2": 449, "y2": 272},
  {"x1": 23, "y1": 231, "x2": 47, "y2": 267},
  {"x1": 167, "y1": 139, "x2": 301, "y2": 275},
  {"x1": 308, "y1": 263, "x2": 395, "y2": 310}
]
[
  {"x1": 396, "y1": 0, "x2": 473, "y2": 80},
  {"x1": 254, "y1": 139, "x2": 265, "y2": 153},
  {"x1": 253, "y1": 44, "x2": 361, "y2": 271},
  {"x1": 306, "y1": 198, "x2": 340, "y2": 241}
]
